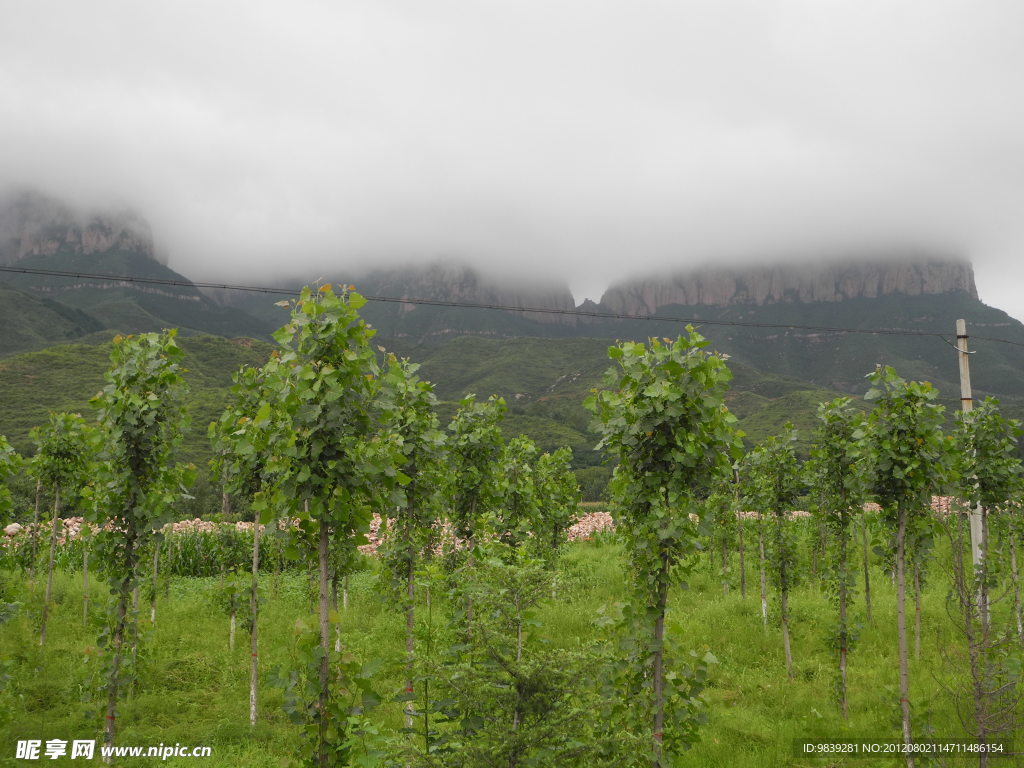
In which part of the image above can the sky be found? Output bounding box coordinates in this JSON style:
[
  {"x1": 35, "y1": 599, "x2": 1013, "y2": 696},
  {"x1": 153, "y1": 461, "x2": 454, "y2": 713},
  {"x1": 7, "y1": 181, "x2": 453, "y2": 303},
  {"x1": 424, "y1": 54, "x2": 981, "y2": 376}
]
[{"x1": 2, "y1": 1, "x2": 1024, "y2": 314}]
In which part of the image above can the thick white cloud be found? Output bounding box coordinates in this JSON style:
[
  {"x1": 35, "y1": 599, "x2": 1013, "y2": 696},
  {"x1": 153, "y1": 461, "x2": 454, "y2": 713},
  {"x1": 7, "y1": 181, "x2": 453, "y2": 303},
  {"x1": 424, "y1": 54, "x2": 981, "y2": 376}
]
[{"x1": 1, "y1": 0, "x2": 1023, "y2": 313}]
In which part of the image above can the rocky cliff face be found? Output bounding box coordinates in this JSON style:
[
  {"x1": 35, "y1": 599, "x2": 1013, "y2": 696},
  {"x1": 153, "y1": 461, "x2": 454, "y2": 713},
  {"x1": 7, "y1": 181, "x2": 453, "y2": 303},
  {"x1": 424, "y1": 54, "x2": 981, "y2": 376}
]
[
  {"x1": 600, "y1": 257, "x2": 978, "y2": 315},
  {"x1": 0, "y1": 190, "x2": 154, "y2": 265},
  {"x1": 354, "y1": 261, "x2": 578, "y2": 325}
]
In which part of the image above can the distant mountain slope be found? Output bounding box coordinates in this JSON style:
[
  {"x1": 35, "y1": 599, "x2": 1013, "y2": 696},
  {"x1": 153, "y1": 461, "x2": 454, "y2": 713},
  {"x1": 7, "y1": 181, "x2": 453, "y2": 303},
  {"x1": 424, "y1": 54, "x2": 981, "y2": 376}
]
[{"x1": 0, "y1": 335, "x2": 274, "y2": 461}]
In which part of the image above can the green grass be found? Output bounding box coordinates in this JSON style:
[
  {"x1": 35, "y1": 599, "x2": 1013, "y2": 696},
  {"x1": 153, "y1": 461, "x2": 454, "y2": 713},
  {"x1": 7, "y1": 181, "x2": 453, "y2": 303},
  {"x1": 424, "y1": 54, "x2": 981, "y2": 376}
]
[{"x1": 1, "y1": 528, "x2": 1015, "y2": 767}]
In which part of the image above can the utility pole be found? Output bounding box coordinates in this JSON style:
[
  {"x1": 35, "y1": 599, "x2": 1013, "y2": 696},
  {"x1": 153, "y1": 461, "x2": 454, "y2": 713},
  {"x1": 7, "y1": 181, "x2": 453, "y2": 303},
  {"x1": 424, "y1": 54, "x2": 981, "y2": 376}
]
[{"x1": 956, "y1": 319, "x2": 984, "y2": 568}]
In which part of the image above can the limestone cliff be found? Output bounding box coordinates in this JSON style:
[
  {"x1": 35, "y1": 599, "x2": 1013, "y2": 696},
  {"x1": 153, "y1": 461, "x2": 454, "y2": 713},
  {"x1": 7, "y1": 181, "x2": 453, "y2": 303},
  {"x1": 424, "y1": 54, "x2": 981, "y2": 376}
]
[
  {"x1": 352, "y1": 261, "x2": 578, "y2": 325},
  {"x1": 0, "y1": 190, "x2": 154, "y2": 266},
  {"x1": 599, "y1": 257, "x2": 978, "y2": 315}
]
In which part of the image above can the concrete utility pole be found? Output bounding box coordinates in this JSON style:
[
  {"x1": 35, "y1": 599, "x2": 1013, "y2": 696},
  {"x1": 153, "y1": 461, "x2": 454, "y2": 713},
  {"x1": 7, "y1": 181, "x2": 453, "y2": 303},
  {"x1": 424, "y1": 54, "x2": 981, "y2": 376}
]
[{"x1": 956, "y1": 319, "x2": 984, "y2": 568}]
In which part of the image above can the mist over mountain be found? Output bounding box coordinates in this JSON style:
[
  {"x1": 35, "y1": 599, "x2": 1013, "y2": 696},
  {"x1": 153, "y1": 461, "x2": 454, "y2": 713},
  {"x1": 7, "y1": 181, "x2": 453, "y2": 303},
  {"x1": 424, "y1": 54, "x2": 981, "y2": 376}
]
[{"x1": 3, "y1": 190, "x2": 1024, "y2": 409}]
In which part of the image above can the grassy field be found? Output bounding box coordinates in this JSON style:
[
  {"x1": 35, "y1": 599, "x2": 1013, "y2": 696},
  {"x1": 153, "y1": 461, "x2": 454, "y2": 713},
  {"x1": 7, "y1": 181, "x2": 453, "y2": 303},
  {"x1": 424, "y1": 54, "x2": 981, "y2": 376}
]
[{"x1": 0, "y1": 531, "x2": 1017, "y2": 767}]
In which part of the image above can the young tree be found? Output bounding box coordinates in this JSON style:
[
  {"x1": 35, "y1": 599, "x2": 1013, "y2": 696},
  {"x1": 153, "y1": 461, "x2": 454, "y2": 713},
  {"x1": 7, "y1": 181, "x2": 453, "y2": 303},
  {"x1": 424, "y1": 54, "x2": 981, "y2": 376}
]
[
  {"x1": 951, "y1": 397, "x2": 1023, "y2": 760},
  {"x1": 377, "y1": 355, "x2": 445, "y2": 733},
  {"x1": 90, "y1": 331, "x2": 188, "y2": 754},
  {"x1": 32, "y1": 412, "x2": 92, "y2": 647},
  {"x1": 807, "y1": 398, "x2": 866, "y2": 718},
  {"x1": 211, "y1": 359, "x2": 289, "y2": 727},
  {"x1": 744, "y1": 426, "x2": 802, "y2": 679},
  {"x1": 270, "y1": 285, "x2": 404, "y2": 767},
  {"x1": 493, "y1": 435, "x2": 540, "y2": 548},
  {"x1": 586, "y1": 330, "x2": 742, "y2": 767},
  {"x1": 862, "y1": 366, "x2": 947, "y2": 767},
  {"x1": 446, "y1": 394, "x2": 507, "y2": 556},
  {"x1": 533, "y1": 447, "x2": 580, "y2": 565},
  {"x1": 0, "y1": 435, "x2": 21, "y2": 527}
]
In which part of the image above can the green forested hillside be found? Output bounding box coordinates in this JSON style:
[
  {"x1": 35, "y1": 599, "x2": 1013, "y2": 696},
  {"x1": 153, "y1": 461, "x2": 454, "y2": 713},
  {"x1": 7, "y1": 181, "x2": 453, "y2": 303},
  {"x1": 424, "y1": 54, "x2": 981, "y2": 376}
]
[{"x1": 0, "y1": 329, "x2": 855, "y2": 504}]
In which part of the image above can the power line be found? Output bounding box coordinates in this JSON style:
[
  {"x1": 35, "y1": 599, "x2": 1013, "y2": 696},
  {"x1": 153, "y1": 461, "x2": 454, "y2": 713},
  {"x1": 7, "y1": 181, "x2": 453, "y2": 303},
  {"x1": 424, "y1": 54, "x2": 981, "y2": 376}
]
[{"x1": 1, "y1": 263, "x2": 1016, "y2": 347}]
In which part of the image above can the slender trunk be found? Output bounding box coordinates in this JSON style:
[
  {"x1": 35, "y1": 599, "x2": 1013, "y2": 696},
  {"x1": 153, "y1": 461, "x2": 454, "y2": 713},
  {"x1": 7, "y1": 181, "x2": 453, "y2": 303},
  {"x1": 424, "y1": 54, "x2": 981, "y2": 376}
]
[
  {"x1": 979, "y1": 508, "x2": 990, "y2": 635},
  {"x1": 150, "y1": 540, "x2": 159, "y2": 624},
  {"x1": 779, "y1": 513, "x2": 793, "y2": 679},
  {"x1": 229, "y1": 611, "x2": 236, "y2": 650},
  {"x1": 862, "y1": 516, "x2": 873, "y2": 623},
  {"x1": 317, "y1": 521, "x2": 330, "y2": 768},
  {"x1": 404, "y1": 560, "x2": 415, "y2": 733},
  {"x1": 342, "y1": 574, "x2": 349, "y2": 611},
  {"x1": 1010, "y1": 535, "x2": 1022, "y2": 639},
  {"x1": 40, "y1": 484, "x2": 61, "y2": 647},
  {"x1": 737, "y1": 514, "x2": 746, "y2": 599},
  {"x1": 652, "y1": 552, "x2": 669, "y2": 768},
  {"x1": 758, "y1": 521, "x2": 767, "y2": 625},
  {"x1": 913, "y1": 560, "x2": 922, "y2": 660},
  {"x1": 781, "y1": 588, "x2": 793, "y2": 679},
  {"x1": 221, "y1": 487, "x2": 230, "y2": 517},
  {"x1": 512, "y1": 601, "x2": 524, "y2": 734},
  {"x1": 29, "y1": 479, "x2": 41, "y2": 584},
  {"x1": 331, "y1": 570, "x2": 341, "y2": 653},
  {"x1": 720, "y1": 534, "x2": 730, "y2": 596},
  {"x1": 163, "y1": 537, "x2": 172, "y2": 599},
  {"x1": 83, "y1": 541, "x2": 90, "y2": 623},
  {"x1": 130, "y1": 584, "x2": 140, "y2": 681},
  {"x1": 838, "y1": 519, "x2": 849, "y2": 721},
  {"x1": 249, "y1": 519, "x2": 261, "y2": 727},
  {"x1": 957, "y1": 513, "x2": 989, "y2": 767},
  {"x1": 103, "y1": 534, "x2": 137, "y2": 759},
  {"x1": 895, "y1": 509, "x2": 915, "y2": 768}
]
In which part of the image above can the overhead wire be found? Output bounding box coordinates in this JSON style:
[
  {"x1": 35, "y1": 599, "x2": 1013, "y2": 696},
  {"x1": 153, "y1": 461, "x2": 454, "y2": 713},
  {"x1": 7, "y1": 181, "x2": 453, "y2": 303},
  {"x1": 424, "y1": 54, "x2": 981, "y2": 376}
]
[{"x1": 3, "y1": 263, "x2": 1022, "y2": 349}]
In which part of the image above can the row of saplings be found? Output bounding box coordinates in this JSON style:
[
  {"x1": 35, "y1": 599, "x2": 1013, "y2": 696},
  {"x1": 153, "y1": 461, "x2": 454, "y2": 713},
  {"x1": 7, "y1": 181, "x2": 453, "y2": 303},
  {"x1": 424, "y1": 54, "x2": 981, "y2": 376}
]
[{"x1": 0, "y1": 285, "x2": 1020, "y2": 767}]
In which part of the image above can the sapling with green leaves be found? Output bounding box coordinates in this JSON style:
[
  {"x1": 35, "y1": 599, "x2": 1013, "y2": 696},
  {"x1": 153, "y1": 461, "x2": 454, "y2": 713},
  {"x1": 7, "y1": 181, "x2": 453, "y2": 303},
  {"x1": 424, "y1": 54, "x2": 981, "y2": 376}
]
[
  {"x1": 0, "y1": 435, "x2": 21, "y2": 531},
  {"x1": 586, "y1": 330, "x2": 742, "y2": 767},
  {"x1": 90, "y1": 330, "x2": 188, "y2": 754},
  {"x1": 743, "y1": 425, "x2": 802, "y2": 679},
  {"x1": 31, "y1": 412, "x2": 92, "y2": 647},
  {"x1": 446, "y1": 394, "x2": 507, "y2": 557},
  {"x1": 532, "y1": 446, "x2": 580, "y2": 577},
  {"x1": 493, "y1": 434, "x2": 540, "y2": 548},
  {"x1": 806, "y1": 398, "x2": 866, "y2": 718},
  {"x1": 951, "y1": 396, "x2": 1023, "y2": 760},
  {"x1": 211, "y1": 358, "x2": 290, "y2": 726},
  {"x1": 861, "y1": 365, "x2": 947, "y2": 767},
  {"x1": 377, "y1": 355, "x2": 445, "y2": 732},
  {"x1": 269, "y1": 285, "x2": 404, "y2": 768}
]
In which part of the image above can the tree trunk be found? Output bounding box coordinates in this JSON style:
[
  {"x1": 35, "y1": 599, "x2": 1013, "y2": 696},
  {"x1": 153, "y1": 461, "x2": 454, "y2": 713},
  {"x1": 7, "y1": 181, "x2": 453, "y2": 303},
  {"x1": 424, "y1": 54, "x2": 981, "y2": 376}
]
[
  {"x1": 720, "y1": 534, "x2": 730, "y2": 596},
  {"x1": 331, "y1": 570, "x2": 341, "y2": 653},
  {"x1": 130, "y1": 584, "x2": 140, "y2": 683},
  {"x1": 913, "y1": 560, "x2": 922, "y2": 660},
  {"x1": 862, "y1": 517, "x2": 873, "y2": 623},
  {"x1": 29, "y1": 478, "x2": 41, "y2": 585},
  {"x1": 249, "y1": 518, "x2": 261, "y2": 727},
  {"x1": 342, "y1": 574, "x2": 349, "y2": 611},
  {"x1": 40, "y1": 483, "x2": 61, "y2": 647},
  {"x1": 317, "y1": 521, "x2": 330, "y2": 768},
  {"x1": 103, "y1": 534, "x2": 137, "y2": 760},
  {"x1": 780, "y1": 587, "x2": 793, "y2": 679},
  {"x1": 83, "y1": 541, "x2": 90, "y2": 623},
  {"x1": 758, "y1": 522, "x2": 768, "y2": 625},
  {"x1": 779, "y1": 513, "x2": 793, "y2": 679},
  {"x1": 652, "y1": 552, "x2": 670, "y2": 768},
  {"x1": 737, "y1": 514, "x2": 746, "y2": 599},
  {"x1": 150, "y1": 540, "x2": 159, "y2": 624},
  {"x1": 838, "y1": 519, "x2": 849, "y2": 721},
  {"x1": 404, "y1": 559, "x2": 415, "y2": 732},
  {"x1": 1010, "y1": 535, "x2": 1022, "y2": 639},
  {"x1": 230, "y1": 611, "x2": 236, "y2": 650},
  {"x1": 895, "y1": 509, "x2": 915, "y2": 768}
]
